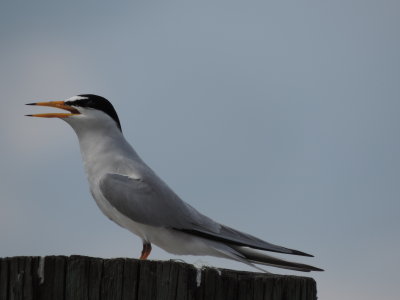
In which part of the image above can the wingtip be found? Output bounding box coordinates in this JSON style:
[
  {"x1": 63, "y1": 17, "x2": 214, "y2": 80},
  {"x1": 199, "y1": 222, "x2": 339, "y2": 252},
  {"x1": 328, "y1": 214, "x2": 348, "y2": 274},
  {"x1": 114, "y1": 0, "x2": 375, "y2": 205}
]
[
  {"x1": 291, "y1": 249, "x2": 314, "y2": 257},
  {"x1": 308, "y1": 265, "x2": 324, "y2": 272}
]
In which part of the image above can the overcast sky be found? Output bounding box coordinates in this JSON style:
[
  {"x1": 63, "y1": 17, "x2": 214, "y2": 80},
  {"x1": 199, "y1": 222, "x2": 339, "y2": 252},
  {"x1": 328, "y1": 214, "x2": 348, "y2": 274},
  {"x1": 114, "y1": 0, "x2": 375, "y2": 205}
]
[{"x1": 1, "y1": 1, "x2": 399, "y2": 299}]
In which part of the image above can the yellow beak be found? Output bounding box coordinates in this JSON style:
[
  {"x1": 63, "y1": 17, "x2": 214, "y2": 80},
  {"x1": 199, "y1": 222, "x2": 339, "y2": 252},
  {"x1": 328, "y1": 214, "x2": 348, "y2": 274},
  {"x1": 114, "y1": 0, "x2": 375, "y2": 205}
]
[{"x1": 25, "y1": 101, "x2": 80, "y2": 118}]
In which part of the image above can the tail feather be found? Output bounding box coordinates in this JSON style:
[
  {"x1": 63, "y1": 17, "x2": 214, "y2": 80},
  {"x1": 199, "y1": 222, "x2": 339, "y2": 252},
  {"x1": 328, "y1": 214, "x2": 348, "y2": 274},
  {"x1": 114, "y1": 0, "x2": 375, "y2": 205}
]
[
  {"x1": 233, "y1": 246, "x2": 324, "y2": 272},
  {"x1": 210, "y1": 242, "x2": 271, "y2": 273},
  {"x1": 209, "y1": 241, "x2": 323, "y2": 273}
]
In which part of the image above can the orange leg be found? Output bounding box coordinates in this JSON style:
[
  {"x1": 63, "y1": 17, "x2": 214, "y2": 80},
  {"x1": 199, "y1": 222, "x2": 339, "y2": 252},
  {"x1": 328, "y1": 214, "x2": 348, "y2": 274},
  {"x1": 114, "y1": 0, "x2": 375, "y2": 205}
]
[{"x1": 140, "y1": 242, "x2": 152, "y2": 260}]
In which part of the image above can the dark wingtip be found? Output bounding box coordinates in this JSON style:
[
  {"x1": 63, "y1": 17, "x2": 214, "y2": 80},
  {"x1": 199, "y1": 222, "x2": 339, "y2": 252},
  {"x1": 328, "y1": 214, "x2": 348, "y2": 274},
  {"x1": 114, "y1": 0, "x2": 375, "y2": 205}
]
[
  {"x1": 291, "y1": 249, "x2": 314, "y2": 257},
  {"x1": 306, "y1": 265, "x2": 324, "y2": 272},
  {"x1": 25, "y1": 103, "x2": 37, "y2": 106}
]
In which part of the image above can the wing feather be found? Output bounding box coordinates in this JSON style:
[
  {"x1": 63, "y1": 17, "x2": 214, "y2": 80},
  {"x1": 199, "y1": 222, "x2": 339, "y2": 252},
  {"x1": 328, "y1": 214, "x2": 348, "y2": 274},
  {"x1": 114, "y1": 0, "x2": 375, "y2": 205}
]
[{"x1": 99, "y1": 173, "x2": 219, "y2": 231}]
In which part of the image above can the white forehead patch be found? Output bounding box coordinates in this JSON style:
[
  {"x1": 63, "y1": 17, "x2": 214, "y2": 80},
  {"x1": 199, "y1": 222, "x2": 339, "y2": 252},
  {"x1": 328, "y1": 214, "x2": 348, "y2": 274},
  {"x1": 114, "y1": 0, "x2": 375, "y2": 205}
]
[{"x1": 66, "y1": 95, "x2": 88, "y2": 101}]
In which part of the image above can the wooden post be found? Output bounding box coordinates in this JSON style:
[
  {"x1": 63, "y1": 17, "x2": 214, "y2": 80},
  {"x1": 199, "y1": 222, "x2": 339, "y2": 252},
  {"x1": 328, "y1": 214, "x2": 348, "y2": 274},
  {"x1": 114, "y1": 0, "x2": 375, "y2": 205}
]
[{"x1": 0, "y1": 256, "x2": 317, "y2": 300}]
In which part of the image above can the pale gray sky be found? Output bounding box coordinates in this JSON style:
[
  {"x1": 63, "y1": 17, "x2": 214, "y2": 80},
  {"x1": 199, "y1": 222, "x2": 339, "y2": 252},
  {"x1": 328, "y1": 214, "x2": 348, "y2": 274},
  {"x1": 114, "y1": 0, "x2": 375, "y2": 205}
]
[{"x1": 1, "y1": 1, "x2": 399, "y2": 299}]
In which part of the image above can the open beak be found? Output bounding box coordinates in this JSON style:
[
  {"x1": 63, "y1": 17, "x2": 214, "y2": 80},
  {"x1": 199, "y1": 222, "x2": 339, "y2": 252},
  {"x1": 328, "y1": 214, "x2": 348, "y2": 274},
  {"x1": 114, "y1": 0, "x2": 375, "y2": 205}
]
[{"x1": 25, "y1": 101, "x2": 80, "y2": 118}]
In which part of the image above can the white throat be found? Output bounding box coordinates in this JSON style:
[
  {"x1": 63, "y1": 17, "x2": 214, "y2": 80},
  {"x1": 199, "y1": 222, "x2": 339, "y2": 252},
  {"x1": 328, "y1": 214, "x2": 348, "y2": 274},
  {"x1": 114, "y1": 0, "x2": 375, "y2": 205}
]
[{"x1": 63, "y1": 112, "x2": 141, "y2": 183}]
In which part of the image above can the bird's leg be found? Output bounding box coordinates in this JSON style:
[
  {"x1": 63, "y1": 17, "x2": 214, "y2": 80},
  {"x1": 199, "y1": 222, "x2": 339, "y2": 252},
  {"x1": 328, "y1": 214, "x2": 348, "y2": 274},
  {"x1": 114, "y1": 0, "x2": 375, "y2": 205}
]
[{"x1": 140, "y1": 242, "x2": 152, "y2": 260}]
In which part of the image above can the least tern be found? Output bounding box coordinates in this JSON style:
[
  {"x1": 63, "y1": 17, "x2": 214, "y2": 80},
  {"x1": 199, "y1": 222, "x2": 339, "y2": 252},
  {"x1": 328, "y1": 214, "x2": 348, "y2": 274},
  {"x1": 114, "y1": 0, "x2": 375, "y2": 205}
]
[{"x1": 26, "y1": 94, "x2": 323, "y2": 272}]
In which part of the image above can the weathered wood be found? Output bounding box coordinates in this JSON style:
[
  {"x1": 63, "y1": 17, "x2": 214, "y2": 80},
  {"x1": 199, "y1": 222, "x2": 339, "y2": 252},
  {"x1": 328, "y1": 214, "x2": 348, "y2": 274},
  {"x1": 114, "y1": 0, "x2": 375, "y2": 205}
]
[
  {"x1": 35, "y1": 256, "x2": 66, "y2": 300},
  {"x1": 0, "y1": 256, "x2": 317, "y2": 300},
  {"x1": 0, "y1": 258, "x2": 9, "y2": 300},
  {"x1": 121, "y1": 259, "x2": 139, "y2": 299}
]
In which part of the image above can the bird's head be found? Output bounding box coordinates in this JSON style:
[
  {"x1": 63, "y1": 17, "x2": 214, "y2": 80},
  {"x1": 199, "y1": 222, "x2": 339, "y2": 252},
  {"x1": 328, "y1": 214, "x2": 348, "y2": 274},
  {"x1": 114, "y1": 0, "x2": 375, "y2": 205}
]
[{"x1": 26, "y1": 94, "x2": 122, "y2": 132}]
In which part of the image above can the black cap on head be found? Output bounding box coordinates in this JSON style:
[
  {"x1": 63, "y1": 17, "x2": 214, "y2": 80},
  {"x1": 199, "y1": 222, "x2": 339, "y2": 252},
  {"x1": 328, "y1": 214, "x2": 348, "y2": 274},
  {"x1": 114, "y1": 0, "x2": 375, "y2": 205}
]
[{"x1": 65, "y1": 94, "x2": 122, "y2": 131}]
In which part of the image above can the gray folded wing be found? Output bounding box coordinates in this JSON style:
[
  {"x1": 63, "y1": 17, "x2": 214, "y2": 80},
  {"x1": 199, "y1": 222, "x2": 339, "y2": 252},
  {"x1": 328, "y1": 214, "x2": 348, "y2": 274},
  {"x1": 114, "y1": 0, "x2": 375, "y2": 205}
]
[
  {"x1": 99, "y1": 173, "x2": 220, "y2": 231},
  {"x1": 99, "y1": 173, "x2": 312, "y2": 257}
]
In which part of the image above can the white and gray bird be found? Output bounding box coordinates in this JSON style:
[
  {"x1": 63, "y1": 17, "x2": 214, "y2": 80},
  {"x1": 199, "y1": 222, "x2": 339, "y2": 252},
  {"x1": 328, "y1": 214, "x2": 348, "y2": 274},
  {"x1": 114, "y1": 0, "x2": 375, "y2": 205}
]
[{"x1": 26, "y1": 94, "x2": 323, "y2": 272}]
